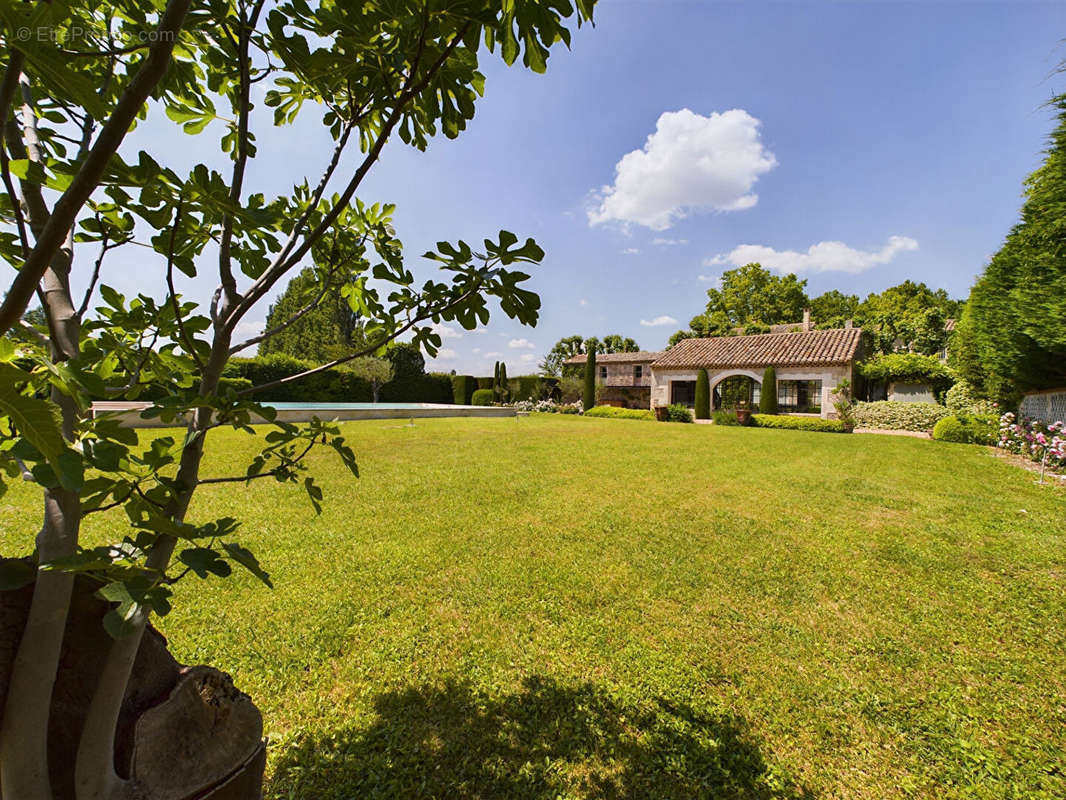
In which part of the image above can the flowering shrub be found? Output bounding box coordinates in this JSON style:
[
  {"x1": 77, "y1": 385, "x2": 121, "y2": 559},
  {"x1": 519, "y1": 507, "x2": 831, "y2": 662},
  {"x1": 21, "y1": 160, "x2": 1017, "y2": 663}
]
[
  {"x1": 510, "y1": 399, "x2": 583, "y2": 414},
  {"x1": 997, "y1": 413, "x2": 1066, "y2": 475},
  {"x1": 945, "y1": 380, "x2": 997, "y2": 416},
  {"x1": 852, "y1": 401, "x2": 950, "y2": 432}
]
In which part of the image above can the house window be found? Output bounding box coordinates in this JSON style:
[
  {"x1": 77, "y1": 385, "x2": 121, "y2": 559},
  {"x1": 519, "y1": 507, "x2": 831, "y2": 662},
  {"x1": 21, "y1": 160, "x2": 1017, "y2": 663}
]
[
  {"x1": 599, "y1": 365, "x2": 608, "y2": 380},
  {"x1": 777, "y1": 379, "x2": 822, "y2": 413},
  {"x1": 634, "y1": 365, "x2": 643, "y2": 381}
]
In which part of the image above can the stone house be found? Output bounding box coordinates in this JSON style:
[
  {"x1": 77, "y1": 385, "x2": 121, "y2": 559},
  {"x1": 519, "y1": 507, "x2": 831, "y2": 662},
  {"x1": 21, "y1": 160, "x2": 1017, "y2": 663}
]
[
  {"x1": 565, "y1": 325, "x2": 864, "y2": 419},
  {"x1": 563, "y1": 351, "x2": 660, "y2": 408}
]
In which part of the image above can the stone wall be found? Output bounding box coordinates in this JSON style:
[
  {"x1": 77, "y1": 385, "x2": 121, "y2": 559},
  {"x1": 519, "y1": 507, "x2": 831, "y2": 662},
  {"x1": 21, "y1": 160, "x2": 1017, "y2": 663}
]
[
  {"x1": 1020, "y1": 388, "x2": 1066, "y2": 424},
  {"x1": 596, "y1": 362, "x2": 653, "y2": 387}
]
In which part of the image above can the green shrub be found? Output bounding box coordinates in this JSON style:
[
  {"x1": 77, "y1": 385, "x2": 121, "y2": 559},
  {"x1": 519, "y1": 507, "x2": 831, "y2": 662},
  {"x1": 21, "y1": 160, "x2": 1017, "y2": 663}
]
[
  {"x1": 858, "y1": 353, "x2": 953, "y2": 384},
  {"x1": 852, "y1": 401, "x2": 950, "y2": 432},
  {"x1": 932, "y1": 416, "x2": 970, "y2": 443},
  {"x1": 752, "y1": 414, "x2": 847, "y2": 433},
  {"x1": 695, "y1": 369, "x2": 710, "y2": 419},
  {"x1": 476, "y1": 376, "x2": 494, "y2": 390},
  {"x1": 944, "y1": 380, "x2": 997, "y2": 416},
  {"x1": 452, "y1": 374, "x2": 475, "y2": 405},
  {"x1": 584, "y1": 405, "x2": 655, "y2": 421},
  {"x1": 471, "y1": 389, "x2": 495, "y2": 406},
  {"x1": 664, "y1": 404, "x2": 692, "y2": 423},
  {"x1": 759, "y1": 366, "x2": 778, "y2": 414},
  {"x1": 556, "y1": 376, "x2": 582, "y2": 404},
  {"x1": 712, "y1": 410, "x2": 740, "y2": 426},
  {"x1": 583, "y1": 350, "x2": 596, "y2": 412},
  {"x1": 932, "y1": 413, "x2": 999, "y2": 445}
]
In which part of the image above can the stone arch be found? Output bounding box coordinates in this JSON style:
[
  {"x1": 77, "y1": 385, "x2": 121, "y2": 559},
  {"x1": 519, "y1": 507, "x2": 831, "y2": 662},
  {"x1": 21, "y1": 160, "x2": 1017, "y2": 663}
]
[{"x1": 710, "y1": 369, "x2": 763, "y2": 411}]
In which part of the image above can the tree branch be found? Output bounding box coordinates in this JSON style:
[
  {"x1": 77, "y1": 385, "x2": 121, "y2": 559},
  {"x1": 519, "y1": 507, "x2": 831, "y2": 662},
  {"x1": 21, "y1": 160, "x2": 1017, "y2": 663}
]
[
  {"x1": 236, "y1": 277, "x2": 484, "y2": 398},
  {"x1": 197, "y1": 440, "x2": 316, "y2": 485},
  {"x1": 228, "y1": 264, "x2": 337, "y2": 355},
  {"x1": 0, "y1": 0, "x2": 194, "y2": 337},
  {"x1": 165, "y1": 198, "x2": 205, "y2": 370},
  {"x1": 228, "y1": 19, "x2": 470, "y2": 332}
]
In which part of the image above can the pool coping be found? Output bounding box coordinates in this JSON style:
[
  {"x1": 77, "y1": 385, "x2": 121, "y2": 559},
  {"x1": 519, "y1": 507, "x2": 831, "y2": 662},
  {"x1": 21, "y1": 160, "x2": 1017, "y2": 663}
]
[{"x1": 90, "y1": 401, "x2": 516, "y2": 427}]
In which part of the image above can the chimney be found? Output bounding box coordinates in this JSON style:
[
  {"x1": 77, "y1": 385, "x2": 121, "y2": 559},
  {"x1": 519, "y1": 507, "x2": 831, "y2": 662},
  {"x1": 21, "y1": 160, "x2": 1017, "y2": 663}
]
[{"x1": 802, "y1": 308, "x2": 811, "y2": 331}]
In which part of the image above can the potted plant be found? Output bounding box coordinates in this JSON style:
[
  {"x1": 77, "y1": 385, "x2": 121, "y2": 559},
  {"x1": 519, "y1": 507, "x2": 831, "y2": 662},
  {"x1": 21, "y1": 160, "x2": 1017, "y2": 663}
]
[{"x1": 735, "y1": 400, "x2": 752, "y2": 426}]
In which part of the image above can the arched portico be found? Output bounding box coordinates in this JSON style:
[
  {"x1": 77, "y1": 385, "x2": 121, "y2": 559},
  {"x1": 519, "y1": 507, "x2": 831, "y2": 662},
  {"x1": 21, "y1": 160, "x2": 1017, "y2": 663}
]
[{"x1": 710, "y1": 370, "x2": 762, "y2": 410}]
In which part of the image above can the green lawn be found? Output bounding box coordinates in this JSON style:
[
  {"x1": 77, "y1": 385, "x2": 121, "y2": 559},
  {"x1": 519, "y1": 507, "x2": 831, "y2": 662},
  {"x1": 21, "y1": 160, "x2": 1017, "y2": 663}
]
[{"x1": 2, "y1": 416, "x2": 1065, "y2": 799}]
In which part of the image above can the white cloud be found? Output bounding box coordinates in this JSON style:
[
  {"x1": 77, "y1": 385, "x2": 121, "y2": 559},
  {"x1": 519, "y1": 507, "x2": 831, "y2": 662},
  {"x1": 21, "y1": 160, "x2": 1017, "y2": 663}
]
[
  {"x1": 472, "y1": 347, "x2": 482, "y2": 354},
  {"x1": 519, "y1": 353, "x2": 537, "y2": 363},
  {"x1": 431, "y1": 322, "x2": 462, "y2": 340},
  {"x1": 588, "y1": 108, "x2": 777, "y2": 231},
  {"x1": 697, "y1": 274, "x2": 720, "y2": 283},
  {"x1": 621, "y1": 247, "x2": 640, "y2": 255},
  {"x1": 640, "y1": 315, "x2": 678, "y2": 327},
  {"x1": 652, "y1": 238, "x2": 689, "y2": 246},
  {"x1": 509, "y1": 338, "x2": 536, "y2": 350},
  {"x1": 434, "y1": 348, "x2": 457, "y2": 360},
  {"x1": 484, "y1": 351, "x2": 502, "y2": 358},
  {"x1": 706, "y1": 235, "x2": 919, "y2": 275}
]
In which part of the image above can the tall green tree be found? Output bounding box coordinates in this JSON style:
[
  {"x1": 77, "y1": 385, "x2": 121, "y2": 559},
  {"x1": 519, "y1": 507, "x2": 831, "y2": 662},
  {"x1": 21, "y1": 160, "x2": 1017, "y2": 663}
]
[
  {"x1": 953, "y1": 98, "x2": 1066, "y2": 398},
  {"x1": 0, "y1": 1, "x2": 595, "y2": 796},
  {"x1": 809, "y1": 290, "x2": 859, "y2": 329},
  {"x1": 259, "y1": 268, "x2": 365, "y2": 362},
  {"x1": 695, "y1": 369, "x2": 710, "y2": 419},
  {"x1": 855, "y1": 281, "x2": 961, "y2": 355},
  {"x1": 583, "y1": 349, "x2": 596, "y2": 411},
  {"x1": 673, "y1": 263, "x2": 809, "y2": 341}
]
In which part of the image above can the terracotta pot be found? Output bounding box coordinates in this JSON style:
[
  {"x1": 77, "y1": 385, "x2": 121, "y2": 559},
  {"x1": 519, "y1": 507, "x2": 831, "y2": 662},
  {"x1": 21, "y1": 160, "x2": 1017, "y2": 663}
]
[
  {"x1": 654, "y1": 406, "x2": 667, "y2": 422},
  {"x1": 735, "y1": 408, "x2": 752, "y2": 426}
]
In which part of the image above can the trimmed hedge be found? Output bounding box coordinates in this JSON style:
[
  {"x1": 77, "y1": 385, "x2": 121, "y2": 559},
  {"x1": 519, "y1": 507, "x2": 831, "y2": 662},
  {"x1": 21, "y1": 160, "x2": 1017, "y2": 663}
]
[
  {"x1": 476, "y1": 377, "x2": 495, "y2": 390},
  {"x1": 224, "y1": 354, "x2": 451, "y2": 403},
  {"x1": 695, "y1": 369, "x2": 710, "y2": 419},
  {"x1": 471, "y1": 389, "x2": 495, "y2": 406},
  {"x1": 224, "y1": 354, "x2": 372, "y2": 402},
  {"x1": 852, "y1": 401, "x2": 950, "y2": 432},
  {"x1": 510, "y1": 375, "x2": 544, "y2": 402},
  {"x1": 583, "y1": 405, "x2": 655, "y2": 421},
  {"x1": 452, "y1": 374, "x2": 475, "y2": 405},
  {"x1": 752, "y1": 414, "x2": 847, "y2": 433},
  {"x1": 759, "y1": 366, "x2": 778, "y2": 414}
]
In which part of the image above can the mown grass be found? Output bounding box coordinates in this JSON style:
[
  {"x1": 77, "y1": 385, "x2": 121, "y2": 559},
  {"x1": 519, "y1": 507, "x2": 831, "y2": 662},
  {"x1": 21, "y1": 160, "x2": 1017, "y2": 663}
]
[{"x1": 2, "y1": 415, "x2": 1064, "y2": 798}]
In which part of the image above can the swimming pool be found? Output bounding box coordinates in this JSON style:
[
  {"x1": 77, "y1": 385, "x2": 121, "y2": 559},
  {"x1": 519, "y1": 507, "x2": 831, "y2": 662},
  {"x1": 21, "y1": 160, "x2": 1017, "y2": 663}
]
[{"x1": 90, "y1": 401, "x2": 516, "y2": 427}]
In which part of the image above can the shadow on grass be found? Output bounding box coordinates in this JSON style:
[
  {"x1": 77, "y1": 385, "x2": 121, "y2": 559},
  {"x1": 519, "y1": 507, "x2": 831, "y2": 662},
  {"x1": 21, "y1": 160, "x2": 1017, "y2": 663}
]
[{"x1": 268, "y1": 676, "x2": 814, "y2": 799}]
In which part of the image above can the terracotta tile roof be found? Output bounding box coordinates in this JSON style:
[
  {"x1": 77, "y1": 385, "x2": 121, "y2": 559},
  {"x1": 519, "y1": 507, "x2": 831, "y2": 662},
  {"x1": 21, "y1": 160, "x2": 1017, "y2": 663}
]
[
  {"x1": 652, "y1": 327, "x2": 863, "y2": 370},
  {"x1": 563, "y1": 350, "x2": 664, "y2": 365}
]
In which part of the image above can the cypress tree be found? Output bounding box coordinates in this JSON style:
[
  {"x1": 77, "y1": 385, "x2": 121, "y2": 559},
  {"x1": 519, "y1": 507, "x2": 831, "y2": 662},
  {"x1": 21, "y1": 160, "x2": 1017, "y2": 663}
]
[
  {"x1": 695, "y1": 369, "x2": 710, "y2": 419},
  {"x1": 493, "y1": 360, "x2": 501, "y2": 401},
  {"x1": 759, "y1": 366, "x2": 778, "y2": 414},
  {"x1": 583, "y1": 349, "x2": 596, "y2": 411},
  {"x1": 499, "y1": 361, "x2": 509, "y2": 402}
]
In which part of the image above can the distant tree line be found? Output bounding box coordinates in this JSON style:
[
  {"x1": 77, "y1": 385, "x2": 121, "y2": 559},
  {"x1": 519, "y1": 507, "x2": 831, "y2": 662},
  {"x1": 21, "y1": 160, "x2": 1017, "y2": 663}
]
[{"x1": 666, "y1": 263, "x2": 962, "y2": 358}]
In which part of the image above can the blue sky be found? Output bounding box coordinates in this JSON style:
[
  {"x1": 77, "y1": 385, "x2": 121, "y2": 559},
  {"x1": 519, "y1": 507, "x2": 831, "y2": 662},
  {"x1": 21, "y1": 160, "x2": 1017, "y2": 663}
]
[{"x1": 106, "y1": 1, "x2": 1066, "y2": 375}]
